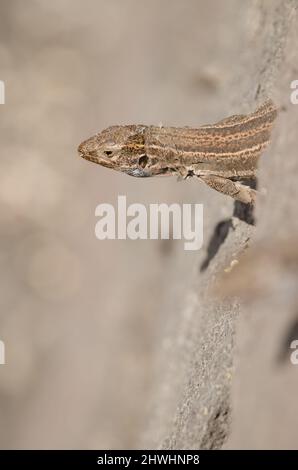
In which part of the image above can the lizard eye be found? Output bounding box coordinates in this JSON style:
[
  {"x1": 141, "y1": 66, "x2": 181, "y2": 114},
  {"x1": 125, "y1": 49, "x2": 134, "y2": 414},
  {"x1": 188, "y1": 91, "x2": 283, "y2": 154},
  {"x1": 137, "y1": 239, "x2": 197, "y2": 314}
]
[
  {"x1": 138, "y1": 155, "x2": 148, "y2": 168},
  {"x1": 104, "y1": 150, "x2": 113, "y2": 157}
]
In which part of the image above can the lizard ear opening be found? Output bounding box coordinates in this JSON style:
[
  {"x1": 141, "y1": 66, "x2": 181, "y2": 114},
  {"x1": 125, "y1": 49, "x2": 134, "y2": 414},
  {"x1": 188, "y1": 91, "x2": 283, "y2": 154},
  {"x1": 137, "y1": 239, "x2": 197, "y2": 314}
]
[{"x1": 138, "y1": 155, "x2": 148, "y2": 168}]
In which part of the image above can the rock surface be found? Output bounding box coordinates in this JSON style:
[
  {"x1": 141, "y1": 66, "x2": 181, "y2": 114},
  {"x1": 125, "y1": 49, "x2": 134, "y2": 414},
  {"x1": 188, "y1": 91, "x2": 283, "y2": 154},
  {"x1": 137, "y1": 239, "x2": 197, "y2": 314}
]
[{"x1": 1, "y1": 0, "x2": 298, "y2": 450}]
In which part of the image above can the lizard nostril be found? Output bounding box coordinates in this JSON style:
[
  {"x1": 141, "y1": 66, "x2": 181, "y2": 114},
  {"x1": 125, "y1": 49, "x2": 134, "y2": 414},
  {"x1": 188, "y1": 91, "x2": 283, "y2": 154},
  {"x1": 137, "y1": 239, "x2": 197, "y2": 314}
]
[{"x1": 138, "y1": 155, "x2": 148, "y2": 168}]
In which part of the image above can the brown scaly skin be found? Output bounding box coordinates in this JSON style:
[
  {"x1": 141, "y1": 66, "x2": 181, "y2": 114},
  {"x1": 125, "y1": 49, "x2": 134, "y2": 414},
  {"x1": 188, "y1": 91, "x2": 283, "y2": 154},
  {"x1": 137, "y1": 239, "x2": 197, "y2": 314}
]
[{"x1": 78, "y1": 100, "x2": 278, "y2": 204}]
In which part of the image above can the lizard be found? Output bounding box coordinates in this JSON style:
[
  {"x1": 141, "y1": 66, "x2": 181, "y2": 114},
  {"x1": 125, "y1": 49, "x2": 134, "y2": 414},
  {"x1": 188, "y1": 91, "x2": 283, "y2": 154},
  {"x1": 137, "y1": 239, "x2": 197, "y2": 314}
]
[{"x1": 78, "y1": 99, "x2": 278, "y2": 204}]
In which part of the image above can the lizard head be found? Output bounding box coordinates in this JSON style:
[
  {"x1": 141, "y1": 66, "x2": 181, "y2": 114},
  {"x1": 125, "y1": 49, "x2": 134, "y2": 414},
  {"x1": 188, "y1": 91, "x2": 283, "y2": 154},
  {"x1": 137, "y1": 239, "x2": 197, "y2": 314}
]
[{"x1": 78, "y1": 125, "x2": 153, "y2": 177}]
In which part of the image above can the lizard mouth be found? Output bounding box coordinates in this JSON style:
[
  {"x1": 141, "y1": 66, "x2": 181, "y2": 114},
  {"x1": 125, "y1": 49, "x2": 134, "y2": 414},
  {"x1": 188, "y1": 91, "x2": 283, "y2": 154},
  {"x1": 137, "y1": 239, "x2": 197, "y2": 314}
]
[
  {"x1": 96, "y1": 157, "x2": 115, "y2": 169},
  {"x1": 79, "y1": 151, "x2": 115, "y2": 169}
]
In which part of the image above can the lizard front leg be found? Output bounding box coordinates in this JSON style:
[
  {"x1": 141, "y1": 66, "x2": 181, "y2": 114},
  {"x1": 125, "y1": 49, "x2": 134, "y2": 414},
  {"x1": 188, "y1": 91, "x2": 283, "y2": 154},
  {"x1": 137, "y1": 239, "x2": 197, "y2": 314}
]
[{"x1": 198, "y1": 174, "x2": 257, "y2": 205}]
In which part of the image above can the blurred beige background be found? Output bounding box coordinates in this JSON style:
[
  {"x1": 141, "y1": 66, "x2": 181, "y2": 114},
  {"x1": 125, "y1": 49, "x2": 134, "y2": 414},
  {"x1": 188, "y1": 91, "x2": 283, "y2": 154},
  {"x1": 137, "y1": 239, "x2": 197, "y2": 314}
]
[
  {"x1": 2, "y1": 0, "x2": 293, "y2": 450},
  {"x1": 0, "y1": 0, "x2": 243, "y2": 449}
]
